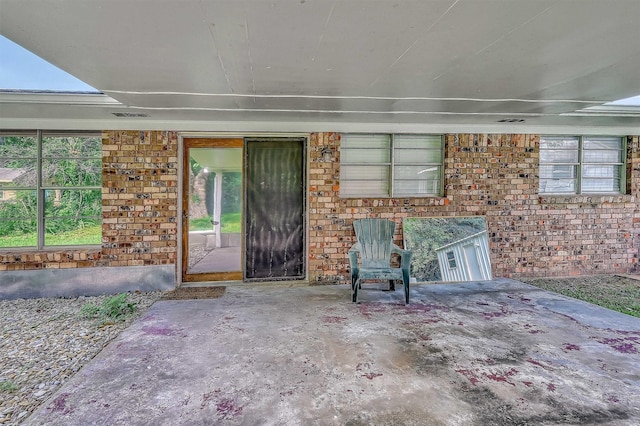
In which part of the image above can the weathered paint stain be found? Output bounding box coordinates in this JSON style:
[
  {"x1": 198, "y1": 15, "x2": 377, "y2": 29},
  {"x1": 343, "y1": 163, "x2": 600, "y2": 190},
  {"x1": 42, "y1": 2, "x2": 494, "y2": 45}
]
[
  {"x1": 321, "y1": 316, "x2": 348, "y2": 324},
  {"x1": 597, "y1": 337, "x2": 639, "y2": 354},
  {"x1": 362, "y1": 372, "x2": 383, "y2": 380},
  {"x1": 357, "y1": 303, "x2": 389, "y2": 319},
  {"x1": 216, "y1": 397, "x2": 243, "y2": 419},
  {"x1": 526, "y1": 359, "x2": 554, "y2": 371},
  {"x1": 48, "y1": 393, "x2": 73, "y2": 415},
  {"x1": 142, "y1": 325, "x2": 175, "y2": 336},
  {"x1": 456, "y1": 369, "x2": 481, "y2": 385},
  {"x1": 483, "y1": 368, "x2": 518, "y2": 386}
]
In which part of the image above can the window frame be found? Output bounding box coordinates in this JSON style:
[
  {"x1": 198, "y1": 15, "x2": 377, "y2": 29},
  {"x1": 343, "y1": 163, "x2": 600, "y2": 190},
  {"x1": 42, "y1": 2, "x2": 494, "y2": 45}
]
[
  {"x1": 339, "y1": 133, "x2": 444, "y2": 198},
  {"x1": 446, "y1": 250, "x2": 457, "y2": 269},
  {"x1": 539, "y1": 135, "x2": 626, "y2": 195},
  {"x1": 0, "y1": 130, "x2": 102, "y2": 250}
]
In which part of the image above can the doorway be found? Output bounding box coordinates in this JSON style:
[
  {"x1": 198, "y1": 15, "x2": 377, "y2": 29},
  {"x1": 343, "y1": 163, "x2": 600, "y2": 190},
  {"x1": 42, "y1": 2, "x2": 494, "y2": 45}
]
[{"x1": 181, "y1": 137, "x2": 306, "y2": 283}]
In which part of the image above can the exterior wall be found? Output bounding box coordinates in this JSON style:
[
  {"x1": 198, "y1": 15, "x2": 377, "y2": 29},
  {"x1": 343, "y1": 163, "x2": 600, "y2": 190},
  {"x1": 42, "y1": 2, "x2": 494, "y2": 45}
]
[
  {"x1": 0, "y1": 130, "x2": 178, "y2": 273},
  {"x1": 101, "y1": 131, "x2": 178, "y2": 267},
  {"x1": 308, "y1": 133, "x2": 640, "y2": 283},
  {"x1": 1, "y1": 130, "x2": 638, "y2": 287}
]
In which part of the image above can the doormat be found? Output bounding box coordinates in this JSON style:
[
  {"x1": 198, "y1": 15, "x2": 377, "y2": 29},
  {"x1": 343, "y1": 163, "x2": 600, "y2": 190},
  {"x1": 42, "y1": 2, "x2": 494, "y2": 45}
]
[{"x1": 161, "y1": 286, "x2": 226, "y2": 300}]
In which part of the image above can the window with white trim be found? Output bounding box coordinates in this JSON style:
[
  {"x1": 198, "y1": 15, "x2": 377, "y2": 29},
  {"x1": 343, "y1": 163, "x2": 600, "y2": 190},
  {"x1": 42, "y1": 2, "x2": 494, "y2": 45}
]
[
  {"x1": 340, "y1": 134, "x2": 444, "y2": 198},
  {"x1": 0, "y1": 131, "x2": 102, "y2": 248},
  {"x1": 446, "y1": 251, "x2": 457, "y2": 269},
  {"x1": 539, "y1": 136, "x2": 625, "y2": 195}
]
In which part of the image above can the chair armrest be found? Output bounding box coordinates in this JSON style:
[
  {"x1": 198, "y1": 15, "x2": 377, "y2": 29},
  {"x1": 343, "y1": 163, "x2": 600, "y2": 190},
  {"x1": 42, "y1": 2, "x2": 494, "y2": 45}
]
[{"x1": 391, "y1": 244, "x2": 412, "y2": 272}]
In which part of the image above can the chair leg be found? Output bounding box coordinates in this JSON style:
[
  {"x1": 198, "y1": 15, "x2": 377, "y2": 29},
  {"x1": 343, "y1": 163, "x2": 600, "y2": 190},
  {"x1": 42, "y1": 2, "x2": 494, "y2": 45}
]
[
  {"x1": 389, "y1": 280, "x2": 395, "y2": 291},
  {"x1": 403, "y1": 277, "x2": 410, "y2": 305},
  {"x1": 352, "y1": 278, "x2": 359, "y2": 303}
]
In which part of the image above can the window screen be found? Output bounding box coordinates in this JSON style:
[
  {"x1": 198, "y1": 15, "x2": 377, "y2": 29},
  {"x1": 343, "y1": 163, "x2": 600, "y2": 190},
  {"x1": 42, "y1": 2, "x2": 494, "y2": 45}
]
[
  {"x1": 340, "y1": 134, "x2": 443, "y2": 198},
  {"x1": 539, "y1": 136, "x2": 624, "y2": 195}
]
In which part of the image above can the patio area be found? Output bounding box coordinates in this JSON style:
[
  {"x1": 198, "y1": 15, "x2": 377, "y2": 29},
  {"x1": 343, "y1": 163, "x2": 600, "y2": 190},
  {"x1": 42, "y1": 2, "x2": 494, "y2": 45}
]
[{"x1": 25, "y1": 279, "x2": 640, "y2": 425}]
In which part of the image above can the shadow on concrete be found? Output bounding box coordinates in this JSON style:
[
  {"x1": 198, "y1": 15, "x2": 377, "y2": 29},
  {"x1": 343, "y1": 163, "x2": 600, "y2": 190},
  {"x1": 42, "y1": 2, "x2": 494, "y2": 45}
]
[{"x1": 26, "y1": 279, "x2": 640, "y2": 425}]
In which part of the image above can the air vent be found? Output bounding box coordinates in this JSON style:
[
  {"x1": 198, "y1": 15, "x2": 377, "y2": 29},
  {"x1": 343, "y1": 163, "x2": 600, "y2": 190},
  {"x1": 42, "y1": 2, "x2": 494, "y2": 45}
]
[
  {"x1": 112, "y1": 112, "x2": 149, "y2": 118},
  {"x1": 497, "y1": 118, "x2": 525, "y2": 123}
]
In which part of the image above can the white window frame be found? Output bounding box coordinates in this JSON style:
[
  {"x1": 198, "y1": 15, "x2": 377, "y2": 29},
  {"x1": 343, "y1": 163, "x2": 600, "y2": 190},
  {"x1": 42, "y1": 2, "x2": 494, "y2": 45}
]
[
  {"x1": 339, "y1": 133, "x2": 444, "y2": 198},
  {"x1": 0, "y1": 130, "x2": 102, "y2": 249},
  {"x1": 539, "y1": 135, "x2": 626, "y2": 195}
]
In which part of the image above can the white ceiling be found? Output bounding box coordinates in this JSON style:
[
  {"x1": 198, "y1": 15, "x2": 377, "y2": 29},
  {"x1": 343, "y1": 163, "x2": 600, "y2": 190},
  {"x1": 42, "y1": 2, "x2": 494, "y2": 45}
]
[{"x1": 1, "y1": 0, "x2": 639, "y2": 133}]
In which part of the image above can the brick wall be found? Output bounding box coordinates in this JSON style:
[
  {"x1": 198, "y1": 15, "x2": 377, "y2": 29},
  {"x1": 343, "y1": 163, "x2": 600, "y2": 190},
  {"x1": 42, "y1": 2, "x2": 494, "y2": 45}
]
[
  {"x1": 308, "y1": 132, "x2": 640, "y2": 283},
  {"x1": 0, "y1": 130, "x2": 178, "y2": 272},
  {"x1": 2, "y1": 130, "x2": 637, "y2": 282},
  {"x1": 101, "y1": 131, "x2": 178, "y2": 267}
]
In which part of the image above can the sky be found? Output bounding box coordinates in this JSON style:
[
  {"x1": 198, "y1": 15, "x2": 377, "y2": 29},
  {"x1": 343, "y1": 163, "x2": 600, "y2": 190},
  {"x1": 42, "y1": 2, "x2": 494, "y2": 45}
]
[{"x1": 0, "y1": 35, "x2": 98, "y2": 92}]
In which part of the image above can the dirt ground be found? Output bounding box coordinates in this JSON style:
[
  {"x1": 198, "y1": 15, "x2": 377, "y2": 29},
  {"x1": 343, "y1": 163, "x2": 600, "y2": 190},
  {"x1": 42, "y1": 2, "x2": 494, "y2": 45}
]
[{"x1": 521, "y1": 274, "x2": 640, "y2": 318}]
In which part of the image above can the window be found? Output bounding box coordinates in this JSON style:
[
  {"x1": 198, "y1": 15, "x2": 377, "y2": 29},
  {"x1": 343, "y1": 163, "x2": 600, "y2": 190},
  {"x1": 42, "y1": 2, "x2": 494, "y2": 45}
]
[
  {"x1": 340, "y1": 134, "x2": 443, "y2": 197},
  {"x1": 539, "y1": 136, "x2": 625, "y2": 194},
  {"x1": 446, "y1": 251, "x2": 457, "y2": 269},
  {"x1": 0, "y1": 131, "x2": 102, "y2": 248}
]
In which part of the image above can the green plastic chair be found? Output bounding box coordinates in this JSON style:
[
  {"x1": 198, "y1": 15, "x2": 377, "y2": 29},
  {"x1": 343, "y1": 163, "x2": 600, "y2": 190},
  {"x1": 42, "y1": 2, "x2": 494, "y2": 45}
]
[{"x1": 348, "y1": 219, "x2": 412, "y2": 304}]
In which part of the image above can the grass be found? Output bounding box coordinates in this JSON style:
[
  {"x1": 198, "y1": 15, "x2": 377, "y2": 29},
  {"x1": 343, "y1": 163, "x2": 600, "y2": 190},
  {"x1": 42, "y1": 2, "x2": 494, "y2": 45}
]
[
  {"x1": 0, "y1": 224, "x2": 101, "y2": 248},
  {"x1": 80, "y1": 293, "x2": 138, "y2": 324},
  {"x1": 1, "y1": 213, "x2": 242, "y2": 248},
  {"x1": 0, "y1": 380, "x2": 18, "y2": 393},
  {"x1": 189, "y1": 213, "x2": 241, "y2": 233},
  {"x1": 524, "y1": 275, "x2": 640, "y2": 318}
]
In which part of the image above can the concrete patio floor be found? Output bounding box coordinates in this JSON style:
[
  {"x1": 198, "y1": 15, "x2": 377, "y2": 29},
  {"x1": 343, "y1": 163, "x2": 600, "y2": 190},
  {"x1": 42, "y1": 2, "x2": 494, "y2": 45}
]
[{"x1": 26, "y1": 279, "x2": 640, "y2": 425}]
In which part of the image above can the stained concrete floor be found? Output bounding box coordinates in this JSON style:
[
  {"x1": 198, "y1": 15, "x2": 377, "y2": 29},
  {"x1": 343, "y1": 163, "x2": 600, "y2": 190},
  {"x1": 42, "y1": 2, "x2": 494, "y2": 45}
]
[{"x1": 26, "y1": 279, "x2": 640, "y2": 425}]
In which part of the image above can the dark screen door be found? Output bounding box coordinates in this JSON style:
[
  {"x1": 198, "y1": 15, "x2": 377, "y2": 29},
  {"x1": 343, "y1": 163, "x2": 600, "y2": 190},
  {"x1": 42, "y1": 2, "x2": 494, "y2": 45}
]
[{"x1": 244, "y1": 139, "x2": 305, "y2": 281}]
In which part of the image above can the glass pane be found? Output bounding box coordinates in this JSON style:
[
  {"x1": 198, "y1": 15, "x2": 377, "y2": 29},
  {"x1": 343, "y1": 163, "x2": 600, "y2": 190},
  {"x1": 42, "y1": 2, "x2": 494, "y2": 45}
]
[
  {"x1": 582, "y1": 179, "x2": 620, "y2": 193},
  {"x1": 539, "y1": 165, "x2": 576, "y2": 179},
  {"x1": 44, "y1": 218, "x2": 101, "y2": 246},
  {"x1": 583, "y1": 137, "x2": 622, "y2": 151},
  {"x1": 539, "y1": 178, "x2": 576, "y2": 193},
  {"x1": 0, "y1": 135, "x2": 37, "y2": 157},
  {"x1": 0, "y1": 135, "x2": 37, "y2": 187},
  {"x1": 394, "y1": 165, "x2": 440, "y2": 180},
  {"x1": 394, "y1": 135, "x2": 442, "y2": 150},
  {"x1": 341, "y1": 148, "x2": 390, "y2": 164},
  {"x1": 395, "y1": 149, "x2": 441, "y2": 164},
  {"x1": 540, "y1": 149, "x2": 578, "y2": 164},
  {"x1": 540, "y1": 137, "x2": 579, "y2": 150},
  {"x1": 187, "y1": 146, "x2": 243, "y2": 275},
  {"x1": 43, "y1": 136, "x2": 102, "y2": 158},
  {"x1": 340, "y1": 180, "x2": 389, "y2": 197},
  {"x1": 582, "y1": 165, "x2": 621, "y2": 179},
  {"x1": 341, "y1": 134, "x2": 390, "y2": 150},
  {"x1": 42, "y1": 158, "x2": 102, "y2": 187},
  {"x1": 394, "y1": 179, "x2": 440, "y2": 196},
  {"x1": 341, "y1": 165, "x2": 389, "y2": 180},
  {"x1": 45, "y1": 189, "x2": 102, "y2": 218},
  {"x1": 0, "y1": 189, "x2": 37, "y2": 247},
  {"x1": 583, "y1": 150, "x2": 622, "y2": 163}
]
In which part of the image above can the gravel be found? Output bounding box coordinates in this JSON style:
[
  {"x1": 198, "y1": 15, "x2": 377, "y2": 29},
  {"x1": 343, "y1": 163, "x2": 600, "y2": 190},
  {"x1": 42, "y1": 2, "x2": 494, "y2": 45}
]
[{"x1": 0, "y1": 292, "x2": 163, "y2": 425}]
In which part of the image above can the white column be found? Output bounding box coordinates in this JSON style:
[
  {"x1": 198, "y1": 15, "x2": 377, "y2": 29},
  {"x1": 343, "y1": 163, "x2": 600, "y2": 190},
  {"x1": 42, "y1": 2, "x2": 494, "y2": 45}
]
[{"x1": 213, "y1": 171, "x2": 223, "y2": 248}]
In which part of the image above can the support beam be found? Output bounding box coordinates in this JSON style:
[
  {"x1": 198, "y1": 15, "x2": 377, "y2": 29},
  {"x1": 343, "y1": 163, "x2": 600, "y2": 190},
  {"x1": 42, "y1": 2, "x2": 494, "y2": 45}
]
[{"x1": 213, "y1": 171, "x2": 223, "y2": 248}]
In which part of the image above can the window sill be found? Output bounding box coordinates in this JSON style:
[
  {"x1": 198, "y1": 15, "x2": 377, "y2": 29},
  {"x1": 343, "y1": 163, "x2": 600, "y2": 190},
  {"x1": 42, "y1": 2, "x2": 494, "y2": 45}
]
[
  {"x1": 0, "y1": 244, "x2": 102, "y2": 254},
  {"x1": 538, "y1": 193, "x2": 632, "y2": 205}
]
